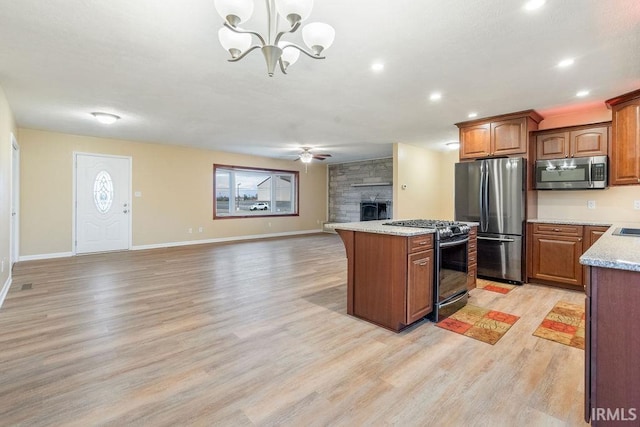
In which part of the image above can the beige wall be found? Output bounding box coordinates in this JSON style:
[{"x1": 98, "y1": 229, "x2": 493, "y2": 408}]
[
  {"x1": 18, "y1": 128, "x2": 327, "y2": 257},
  {"x1": 537, "y1": 105, "x2": 640, "y2": 222},
  {"x1": 393, "y1": 143, "x2": 457, "y2": 220},
  {"x1": 0, "y1": 85, "x2": 17, "y2": 289}
]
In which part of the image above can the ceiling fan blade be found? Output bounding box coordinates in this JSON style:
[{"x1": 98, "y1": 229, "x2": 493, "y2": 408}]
[{"x1": 313, "y1": 154, "x2": 332, "y2": 160}]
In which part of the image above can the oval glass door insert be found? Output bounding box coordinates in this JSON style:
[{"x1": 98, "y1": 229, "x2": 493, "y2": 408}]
[{"x1": 93, "y1": 170, "x2": 114, "y2": 214}]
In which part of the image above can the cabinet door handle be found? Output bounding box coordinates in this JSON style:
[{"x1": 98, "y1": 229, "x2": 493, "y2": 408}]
[
  {"x1": 418, "y1": 241, "x2": 428, "y2": 245},
  {"x1": 418, "y1": 262, "x2": 428, "y2": 266},
  {"x1": 578, "y1": 238, "x2": 582, "y2": 242},
  {"x1": 554, "y1": 228, "x2": 560, "y2": 232}
]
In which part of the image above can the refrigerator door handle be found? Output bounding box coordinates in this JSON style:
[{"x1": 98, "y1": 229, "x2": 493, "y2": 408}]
[
  {"x1": 477, "y1": 236, "x2": 516, "y2": 243},
  {"x1": 481, "y1": 161, "x2": 490, "y2": 233},
  {"x1": 479, "y1": 162, "x2": 485, "y2": 232}
]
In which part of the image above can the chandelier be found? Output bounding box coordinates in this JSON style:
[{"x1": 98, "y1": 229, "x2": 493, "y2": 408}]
[{"x1": 214, "y1": 0, "x2": 335, "y2": 76}]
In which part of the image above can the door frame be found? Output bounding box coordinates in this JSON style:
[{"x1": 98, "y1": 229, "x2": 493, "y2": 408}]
[
  {"x1": 72, "y1": 152, "x2": 133, "y2": 255},
  {"x1": 10, "y1": 133, "x2": 19, "y2": 266}
]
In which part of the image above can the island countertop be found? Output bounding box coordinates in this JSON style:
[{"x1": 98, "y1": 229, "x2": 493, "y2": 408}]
[
  {"x1": 580, "y1": 223, "x2": 640, "y2": 272},
  {"x1": 324, "y1": 220, "x2": 437, "y2": 236},
  {"x1": 324, "y1": 220, "x2": 479, "y2": 237}
]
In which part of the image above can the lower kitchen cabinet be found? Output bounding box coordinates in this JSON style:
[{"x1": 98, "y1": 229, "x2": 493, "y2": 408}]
[
  {"x1": 467, "y1": 227, "x2": 477, "y2": 290},
  {"x1": 528, "y1": 223, "x2": 610, "y2": 289},
  {"x1": 531, "y1": 223, "x2": 584, "y2": 288},
  {"x1": 585, "y1": 266, "x2": 640, "y2": 425},
  {"x1": 407, "y1": 250, "x2": 435, "y2": 324},
  {"x1": 336, "y1": 230, "x2": 434, "y2": 331}
]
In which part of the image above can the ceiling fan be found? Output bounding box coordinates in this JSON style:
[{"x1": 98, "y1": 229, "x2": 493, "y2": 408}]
[{"x1": 295, "y1": 147, "x2": 332, "y2": 163}]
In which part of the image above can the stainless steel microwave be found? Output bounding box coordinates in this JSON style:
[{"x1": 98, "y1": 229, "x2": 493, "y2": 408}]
[{"x1": 535, "y1": 155, "x2": 608, "y2": 190}]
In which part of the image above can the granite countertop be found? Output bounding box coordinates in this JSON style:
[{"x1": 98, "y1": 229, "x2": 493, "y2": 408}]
[
  {"x1": 580, "y1": 224, "x2": 640, "y2": 272},
  {"x1": 324, "y1": 220, "x2": 479, "y2": 237},
  {"x1": 324, "y1": 220, "x2": 437, "y2": 236},
  {"x1": 528, "y1": 218, "x2": 613, "y2": 227}
]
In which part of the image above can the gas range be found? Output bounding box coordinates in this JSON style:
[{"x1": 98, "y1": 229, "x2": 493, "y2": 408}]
[{"x1": 383, "y1": 219, "x2": 470, "y2": 240}]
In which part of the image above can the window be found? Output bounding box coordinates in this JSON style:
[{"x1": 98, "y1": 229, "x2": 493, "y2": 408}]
[{"x1": 214, "y1": 164, "x2": 299, "y2": 218}]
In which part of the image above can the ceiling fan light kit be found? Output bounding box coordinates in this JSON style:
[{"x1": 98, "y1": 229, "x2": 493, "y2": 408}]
[
  {"x1": 299, "y1": 150, "x2": 313, "y2": 163},
  {"x1": 214, "y1": 0, "x2": 335, "y2": 76}
]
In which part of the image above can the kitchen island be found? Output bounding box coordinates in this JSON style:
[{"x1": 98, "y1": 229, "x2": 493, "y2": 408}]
[
  {"x1": 326, "y1": 220, "x2": 477, "y2": 331},
  {"x1": 325, "y1": 220, "x2": 437, "y2": 331},
  {"x1": 579, "y1": 224, "x2": 640, "y2": 425}
]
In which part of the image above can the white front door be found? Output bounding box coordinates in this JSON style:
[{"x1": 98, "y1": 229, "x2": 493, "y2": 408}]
[{"x1": 75, "y1": 154, "x2": 131, "y2": 254}]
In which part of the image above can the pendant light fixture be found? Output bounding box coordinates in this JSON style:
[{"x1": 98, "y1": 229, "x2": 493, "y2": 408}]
[{"x1": 214, "y1": 0, "x2": 335, "y2": 76}]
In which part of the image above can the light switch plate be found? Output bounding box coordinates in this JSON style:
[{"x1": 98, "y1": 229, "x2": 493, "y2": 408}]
[{"x1": 587, "y1": 200, "x2": 596, "y2": 209}]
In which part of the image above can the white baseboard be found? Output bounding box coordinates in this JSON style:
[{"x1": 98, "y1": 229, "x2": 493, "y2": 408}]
[
  {"x1": 0, "y1": 275, "x2": 11, "y2": 309},
  {"x1": 14, "y1": 230, "x2": 328, "y2": 261},
  {"x1": 18, "y1": 252, "x2": 74, "y2": 262},
  {"x1": 131, "y1": 229, "x2": 324, "y2": 251}
]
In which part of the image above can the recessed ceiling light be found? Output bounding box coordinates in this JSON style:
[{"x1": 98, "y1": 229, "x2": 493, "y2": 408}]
[
  {"x1": 468, "y1": 112, "x2": 478, "y2": 118},
  {"x1": 524, "y1": 0, "x2": 546, "y2": 11},
  {"x1": 429, "y1": 92, "x2": 442, "y2": 101},
  {"x1": 91, "y1": 112, "x2": 120, "y2": 124},
  {"x1": 371, "y1": 62, "x2": 384, "y2": 72},
  {"x1": 557, "y1": 58, "x2": 575, "y2": 68},
  {"x1": 576, "y1": 90, "x2": 590, "y2": 97}
]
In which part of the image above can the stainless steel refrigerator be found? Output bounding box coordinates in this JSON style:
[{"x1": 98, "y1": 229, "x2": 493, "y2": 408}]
[{"x1": 454, "y1": 158, "x2": 525, "y2": 284}]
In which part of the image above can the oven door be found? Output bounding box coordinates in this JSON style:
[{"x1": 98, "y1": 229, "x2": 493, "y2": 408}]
[{"x1": 438, "y1": 237, "x2": 469, "y2": 303}]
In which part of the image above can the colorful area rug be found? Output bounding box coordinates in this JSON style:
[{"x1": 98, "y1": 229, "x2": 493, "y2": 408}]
[
  {"x1": 436, "y1": 304, "x2": 520, "y2": 345},
  {"x1": 477, "y1": 278, "x2": 517, "y2": 294},
  {"x1": 533, "y1": 301, "x2": 585, "y2": 350}
]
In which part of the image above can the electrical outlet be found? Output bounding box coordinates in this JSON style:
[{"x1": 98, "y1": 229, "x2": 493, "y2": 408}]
[
  {"x1": 587, "y1": 200, "x2": 596, "y2": 209},
  {"x1": 188, "y1": 228, "x2": 193, "y2": 234},
  {"x1": 634, "y1": 200, "x2": 640, "y2": 210},
  {"x1": 198, "y1": 227, "x2": 203, "y2": 233}
]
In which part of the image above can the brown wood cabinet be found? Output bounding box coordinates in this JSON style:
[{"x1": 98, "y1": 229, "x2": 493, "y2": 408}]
[
  {"x1": 530, "y1": 223, "x2": 584, "y2": 288},
  {"x1": 336, "y1": 230, "x2": 434, "y2": 331},
  {"x1": 585, "y1": 266, "x2": 640, "y2": 425},
  {"x1": 606, "y1": 89, "x2": 640, "y2": 186},
  {"x1": 467, "y1": 226, "x2": 477, "y2": 290},
  {"x1": 582, "y1": 226, "x2": 609, "y2": 290},
  {"x1": 584, "y1": 225, "x2": 608, "y2": 249},
  {"x1": 456, "y1": 110, "x2": 543, "y2": 160},
  {"x1": 535, "y1": 123, "x2": 610, "y2": 160},
  {"x1": 528, "y1": 223, "x2": 611, "y2": 290}
]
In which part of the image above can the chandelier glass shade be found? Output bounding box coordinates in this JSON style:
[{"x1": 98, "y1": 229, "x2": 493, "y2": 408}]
[{"x1": 214, "y1": 0, "x2": 335, "y2": 76}]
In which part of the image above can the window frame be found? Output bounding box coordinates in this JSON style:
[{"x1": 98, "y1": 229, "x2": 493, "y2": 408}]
[{"x1": 213, "y1": 164, "x2": 300, "y2": 219}]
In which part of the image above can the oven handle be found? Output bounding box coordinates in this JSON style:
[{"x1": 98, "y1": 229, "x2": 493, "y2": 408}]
[
  {"x1": 439, "y1": 237, "x2": 469, "y2": 247},
  {"x1": 439, "y1": 292, "x2": 468, "y2": 308},
  {"x1": 477, "y1": 236, "x2": 515, "y2": 243}
]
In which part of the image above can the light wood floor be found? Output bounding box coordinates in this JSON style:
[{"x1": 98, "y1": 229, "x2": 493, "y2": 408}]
[{"x1": 1, "y1": 234, "x2": 588, "y2": 426}]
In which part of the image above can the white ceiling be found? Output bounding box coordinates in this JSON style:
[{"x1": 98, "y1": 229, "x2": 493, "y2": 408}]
[{"x1": 0, "y1": 0, "x2": 638, "y2": 163}]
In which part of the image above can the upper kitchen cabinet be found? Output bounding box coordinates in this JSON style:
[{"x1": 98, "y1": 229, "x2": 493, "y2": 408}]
[
  {"x1": 606, "y1": 89, "x2": 640, "y2": 186},
  {"x1": 534, "y1": 123, "x2": 610, "y2": 160},
  {"x1": 456, "y1": 110, "x2": 543, "y2": 160}
]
